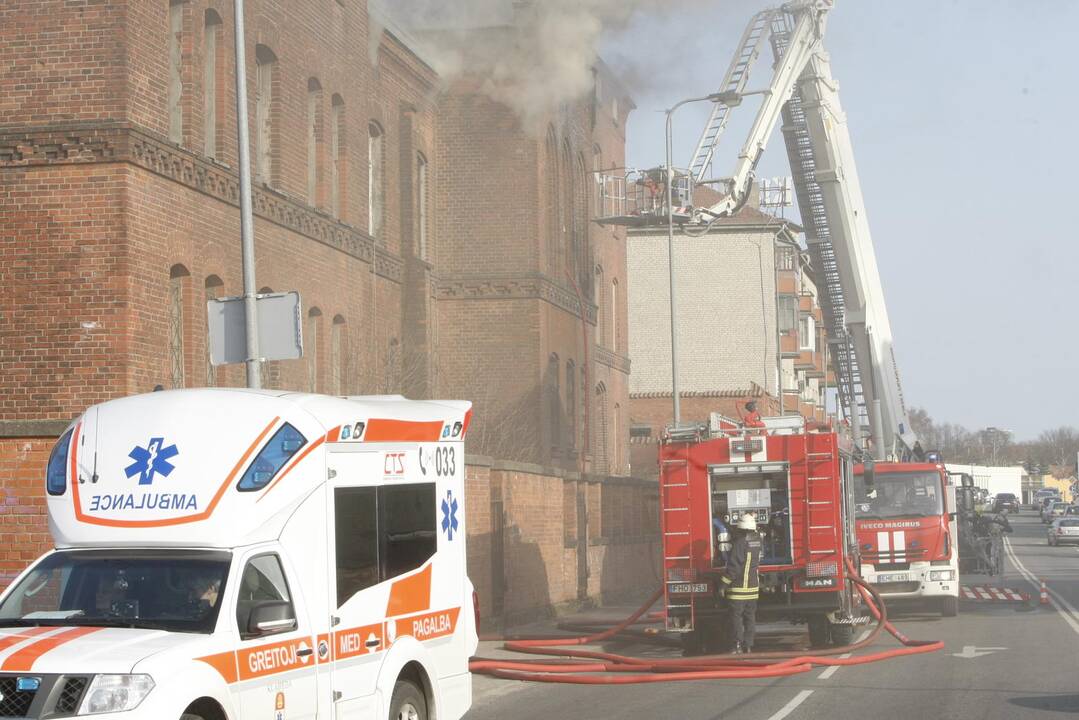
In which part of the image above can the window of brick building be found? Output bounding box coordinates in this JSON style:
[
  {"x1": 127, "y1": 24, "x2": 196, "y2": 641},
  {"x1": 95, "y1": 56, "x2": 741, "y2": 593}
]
[
  {"x1": 592, "y1": 145, "x2": 603, "y2": 216},
  {"x1": 594, "y1": 264, "x2": 604, "y2": 344},
  {"x1": 613, "y1": 402, "x2": 622, "y2": 475},
  {"x1": 417, "y1": 152, "x2": 428, "y2": 260},
  {"x1": 307, "y1": 307, "x2": 322, "y2": 393},
  {"x1": 566, "y1": 361, "x2": 577, "y2": 450},
  {"x1": 307, "y1": 78, "x2": 323, "y2": 205},
  {"x1": 595, "y1": 383, "x2": 609, "y2": 474},
  {"x1": 368, "y1": 123, "x2": 384, "y2": 237},
  {"x1": 778, "y1": 295, "x2": 798, "y2": 333},
  {"x1": 169, "y1": 264, "x2": 190, "y2": 388},
  {"x1": 560, "y1": 139, "x2": 572, "y2": 277},
  {"x1": 799, "y1": 315, "x2": 815, "y2": 351},
  {"x1": 204, "y1": 275, "x2": 224, "y2": 386},
  {"x1": 331, "y1": 315, "x2": 346, "y2": 395},
  {"x1": 548, "y1": 353, "x2": 561, "y2": 453},
  {"x1": 203, "y1": 10, "x2": 223, "y2": 159},
  {"x1": 168, "y1": 0, "x2": 186, "y2": 144},
  {"x1": 546, "y1": 126, "x2": 560, "y2": 275},
  {"x1": 254, "y1": 45, "x2": 277, "y2": 184},
  {"x1": 610, "y1": 277, "x2": 619, "y2": 352},
  {"x1": 331, "y1": 95, "x2": 345, "y2": 217}
]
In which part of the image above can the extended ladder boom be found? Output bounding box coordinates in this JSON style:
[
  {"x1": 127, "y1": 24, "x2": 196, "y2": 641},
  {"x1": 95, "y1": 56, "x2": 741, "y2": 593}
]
[{"x1": 694, "y1": 0, "x2": 917, "y2": 459}]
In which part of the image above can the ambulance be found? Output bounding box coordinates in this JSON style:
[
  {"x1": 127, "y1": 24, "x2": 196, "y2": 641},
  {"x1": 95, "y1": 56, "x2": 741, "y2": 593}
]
[{"x1": 0, "y1": 389, "x2": 477, "y2": 720}]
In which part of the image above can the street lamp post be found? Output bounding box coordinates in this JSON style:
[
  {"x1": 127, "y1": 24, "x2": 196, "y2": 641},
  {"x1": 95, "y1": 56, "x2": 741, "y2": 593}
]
[{"x1": 665, "y1": 92, "x2": 730, "y2": 425}]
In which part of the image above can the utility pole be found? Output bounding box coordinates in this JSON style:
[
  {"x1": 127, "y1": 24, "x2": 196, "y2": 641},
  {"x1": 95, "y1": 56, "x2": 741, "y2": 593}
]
[{"x1": 233, "y1": 0, "x2": 261, "y2": 388}]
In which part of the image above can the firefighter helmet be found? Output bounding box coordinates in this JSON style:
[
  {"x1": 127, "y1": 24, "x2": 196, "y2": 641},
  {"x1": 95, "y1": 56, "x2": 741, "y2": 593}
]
[{"x1": 737, "y1": 514, "x2": 757, "y2": 531}]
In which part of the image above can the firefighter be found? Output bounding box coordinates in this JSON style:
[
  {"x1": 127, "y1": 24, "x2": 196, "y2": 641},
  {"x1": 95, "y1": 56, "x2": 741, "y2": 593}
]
[
  {"x1": 721, "y1": 514, "x2": 761, "y2": 654},
  {"x1": 742, "y1": 401, "x2": 765, "y2": 429}
]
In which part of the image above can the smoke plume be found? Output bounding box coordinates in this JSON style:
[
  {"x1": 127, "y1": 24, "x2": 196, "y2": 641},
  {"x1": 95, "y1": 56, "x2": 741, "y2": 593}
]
[{"x1": 379, "y1": 0, "x2": 665, "y2": 132}]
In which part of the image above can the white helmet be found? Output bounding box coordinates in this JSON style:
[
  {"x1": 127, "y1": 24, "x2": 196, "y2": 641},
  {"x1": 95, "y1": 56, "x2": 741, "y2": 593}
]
[{"x1": 737, "y1": 514, "x2": 757, "y2": 531}]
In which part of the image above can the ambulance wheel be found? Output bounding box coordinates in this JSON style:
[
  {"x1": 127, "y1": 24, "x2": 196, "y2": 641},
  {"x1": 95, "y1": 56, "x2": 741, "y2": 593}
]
[
  {"x1": 939, "y1": 596, "x2": 959, "y2": 617},
  {"x1": 807, "y1": 616, "x2": 830, "y2": 648},
  {"x1": 829, "y1": 622, "x2": 855, "y2": 647},
  {"x1": 389, "y1": 679, "x2": 427, "y2": 720},
  {"x1": 180, "y1": 716, "x2": 204, "y2": 720}
]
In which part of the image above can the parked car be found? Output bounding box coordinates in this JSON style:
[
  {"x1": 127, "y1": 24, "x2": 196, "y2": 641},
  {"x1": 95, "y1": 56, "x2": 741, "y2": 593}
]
[
  {"x1": 994, "y1": 492, "x2": 1019, "y2": 514},
  {"x1": 1048, "y1": 517, "x2": 1079, "y2": 546},
  {"x1": 1041, "y1": 496, "x2": 1061, "y2": 522},
  {"x1": 1045, "y1": 501, "x2": 1070, "y2": 523}
]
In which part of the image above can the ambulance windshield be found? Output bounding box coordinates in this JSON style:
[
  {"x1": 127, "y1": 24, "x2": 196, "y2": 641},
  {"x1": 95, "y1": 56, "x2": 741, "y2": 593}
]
[
  {"x1": 0, "y1": 549, "x2": 230, "y2": 633},
  {"x1": 853, "y1": 471, "x2": 944, "y2": 519}
]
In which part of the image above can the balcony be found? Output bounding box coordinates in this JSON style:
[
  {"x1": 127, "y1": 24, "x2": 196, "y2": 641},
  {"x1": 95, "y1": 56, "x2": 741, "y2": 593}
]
[
  {"x1": 795, "y1": 349, "x2": 815, "y2": 370},
  {"x1": 780, "y1": 333, "x2": 799, "y2": 357}
]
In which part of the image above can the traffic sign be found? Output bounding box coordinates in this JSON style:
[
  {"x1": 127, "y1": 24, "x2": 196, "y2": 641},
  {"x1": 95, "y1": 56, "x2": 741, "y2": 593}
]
[{"x1": 207, "y1": 291, "x2": 303, "y2": 365}]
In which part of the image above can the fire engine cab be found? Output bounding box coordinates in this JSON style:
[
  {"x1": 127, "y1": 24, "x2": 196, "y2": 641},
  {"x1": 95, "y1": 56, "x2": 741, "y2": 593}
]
[
  {"x1": 659, "y1": 415, "x2": 861, "y2": 652},
  {"x1": 0, "y1": 389, "x2": 476, "y2": 720}
]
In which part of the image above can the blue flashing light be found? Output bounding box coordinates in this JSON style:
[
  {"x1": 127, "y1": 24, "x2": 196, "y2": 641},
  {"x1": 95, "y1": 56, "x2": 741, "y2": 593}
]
[
  {"x1": 46, "y1": 428, "x2": 74, "y2": 496},
  {"x1": 237, "y1": 423, "x2": 307, "y2": 492}
]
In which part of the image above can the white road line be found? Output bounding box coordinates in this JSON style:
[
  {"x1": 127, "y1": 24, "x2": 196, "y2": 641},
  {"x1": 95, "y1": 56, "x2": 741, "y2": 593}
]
[
  {"x1": 817, "y1": 628, "x2": 872, "y2": 680},
  {"x1": 766, "y1": 690, "x2": 814, "y2": 720},
  {"x1": 1003, "y1": 536, "x2": 1079, "y2": 637}
]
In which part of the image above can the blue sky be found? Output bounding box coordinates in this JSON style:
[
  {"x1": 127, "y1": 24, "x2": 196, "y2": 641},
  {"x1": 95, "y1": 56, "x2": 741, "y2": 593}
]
[{"x1": 604, "y1": 0, "x2": 1079, "y2": 439}]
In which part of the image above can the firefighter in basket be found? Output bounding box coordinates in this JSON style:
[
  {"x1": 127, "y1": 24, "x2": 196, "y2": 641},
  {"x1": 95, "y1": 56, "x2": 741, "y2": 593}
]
[{"x1": 721, "y1": 514, "x2": 761, "y2": 654}]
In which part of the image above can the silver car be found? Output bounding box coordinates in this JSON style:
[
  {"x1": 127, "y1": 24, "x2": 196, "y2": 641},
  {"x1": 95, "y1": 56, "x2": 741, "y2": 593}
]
[
  {"x1": 1048, "y1": 517, "x2": 1079, "y2": 546},
  {"x1": 1044, "y1": 501, "x2": 1070, "y2": 524}
]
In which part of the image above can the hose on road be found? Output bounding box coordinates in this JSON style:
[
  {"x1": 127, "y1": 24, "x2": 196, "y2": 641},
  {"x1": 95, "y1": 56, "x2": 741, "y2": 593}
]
[{"x1": 469, "y1": 560, "x2": 943, "y2": 684}]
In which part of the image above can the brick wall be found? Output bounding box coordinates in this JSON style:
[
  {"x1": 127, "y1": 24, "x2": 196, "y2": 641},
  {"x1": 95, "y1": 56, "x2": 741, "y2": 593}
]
[
  {"x1": 465, "y1": 458, "x2": 659, "y2": 630},
  {"x1": 0, "y1": 438, "x2": 53, "y2": 588}
]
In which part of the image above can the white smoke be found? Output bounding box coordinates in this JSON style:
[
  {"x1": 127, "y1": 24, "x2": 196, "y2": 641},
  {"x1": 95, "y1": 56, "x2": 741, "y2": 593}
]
[{"x1": 378, "y1": 0, "x2": 672, "y2": 132}]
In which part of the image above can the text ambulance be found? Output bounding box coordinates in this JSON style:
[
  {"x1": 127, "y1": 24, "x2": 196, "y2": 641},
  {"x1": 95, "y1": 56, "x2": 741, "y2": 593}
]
[{"x1": 0, "y1": 389, "x2": 477, "y2": 720}]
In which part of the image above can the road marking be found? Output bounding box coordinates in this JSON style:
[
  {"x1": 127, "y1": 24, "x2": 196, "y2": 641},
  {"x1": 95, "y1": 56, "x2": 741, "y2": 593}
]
[
  {"x1": 766, "y1": 690, "x2": 814, "y2": 720},
  {"x1": 952, "y1": 645, "x2": 1007, "y2": 659},
  {"x1": 1003, "y1": 536, "x2": 1079, "y2": 637},
  {"x1": 817, "y1": 628, "x2": 872, "y2": 679}
]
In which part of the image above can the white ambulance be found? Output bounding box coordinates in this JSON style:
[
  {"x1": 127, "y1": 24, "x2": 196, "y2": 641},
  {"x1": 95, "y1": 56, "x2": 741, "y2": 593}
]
[{"x1": 0, "y1": 389, "x2": 477, "y2": 720}]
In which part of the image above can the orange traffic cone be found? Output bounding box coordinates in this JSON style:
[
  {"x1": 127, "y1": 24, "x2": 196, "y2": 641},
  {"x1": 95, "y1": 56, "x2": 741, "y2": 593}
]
[{"x1": 1040, "y1": 579, "x2": 1050, "y2": 606}]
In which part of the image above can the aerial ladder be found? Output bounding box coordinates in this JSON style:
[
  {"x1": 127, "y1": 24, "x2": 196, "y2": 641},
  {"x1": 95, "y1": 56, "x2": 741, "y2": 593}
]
[{"x1": 599, "y1": 0, "x2": 918, "y2": 460}]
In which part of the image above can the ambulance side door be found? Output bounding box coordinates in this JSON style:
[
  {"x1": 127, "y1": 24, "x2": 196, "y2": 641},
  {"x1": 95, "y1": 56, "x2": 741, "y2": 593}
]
[
  {"x1": 233, "y1": 549, "x2": 319, "y2": 720},
  {"x1": 325, "y1": 449, "x2": 386, "y2": 717}
]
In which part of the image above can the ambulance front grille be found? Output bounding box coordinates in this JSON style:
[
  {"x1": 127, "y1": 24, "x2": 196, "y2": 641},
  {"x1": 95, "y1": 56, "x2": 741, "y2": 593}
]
[{"x1": 0, "y1": 677, "x2": 35, "y2": 718}]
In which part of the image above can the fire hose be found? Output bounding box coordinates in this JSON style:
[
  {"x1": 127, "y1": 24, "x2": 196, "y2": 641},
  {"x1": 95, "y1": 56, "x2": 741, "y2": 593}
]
[{"x1": 469, "y1": 560, "x2": 943, "y2": 683}]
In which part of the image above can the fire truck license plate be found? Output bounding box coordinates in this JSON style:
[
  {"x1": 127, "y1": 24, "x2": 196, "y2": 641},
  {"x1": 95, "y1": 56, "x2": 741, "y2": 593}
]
[
  {"x1": 670, "y1": 583, "x2": 710, "y2": 594},
  {"x1": 876, "y1": 573, "x2": 909, "y2": 583}
]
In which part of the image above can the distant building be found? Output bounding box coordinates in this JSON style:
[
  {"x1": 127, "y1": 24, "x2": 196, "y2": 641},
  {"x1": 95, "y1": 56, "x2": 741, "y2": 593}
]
[{"x1": 625, "y1": 195, "x2": 829, "y2": 477}]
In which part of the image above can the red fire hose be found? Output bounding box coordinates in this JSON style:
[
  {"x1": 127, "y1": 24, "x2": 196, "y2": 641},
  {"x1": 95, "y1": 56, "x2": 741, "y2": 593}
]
[{"x1": 469, "y1": 561, "x2": 943, "y2": 683}]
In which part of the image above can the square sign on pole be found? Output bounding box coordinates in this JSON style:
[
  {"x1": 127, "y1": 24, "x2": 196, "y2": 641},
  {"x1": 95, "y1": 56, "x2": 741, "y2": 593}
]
[{"x1": 208, "y1": 291, "x2": 303, "y2": 366}]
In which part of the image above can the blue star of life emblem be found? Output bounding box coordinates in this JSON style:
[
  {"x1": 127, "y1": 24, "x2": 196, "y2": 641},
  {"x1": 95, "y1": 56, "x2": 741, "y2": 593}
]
[
  {"x1": 441, "y1": 490, "x2": 459, "y2": 541},
  {"x1": 124, "y1": 437, "x2": 179, "y2": 486}
]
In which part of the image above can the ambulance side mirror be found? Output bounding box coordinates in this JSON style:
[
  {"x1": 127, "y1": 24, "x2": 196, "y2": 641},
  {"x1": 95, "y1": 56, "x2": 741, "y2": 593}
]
[{"x1": 247, "y1": 601, "x2": 297, "y2": 637}]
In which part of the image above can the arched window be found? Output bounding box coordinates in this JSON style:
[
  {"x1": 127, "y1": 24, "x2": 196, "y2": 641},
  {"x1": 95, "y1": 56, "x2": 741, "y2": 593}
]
[
  {"x1": 168, "y1": 264, "x2": 191, "y2": 388},
  {"x1": 560, "y1": 139, "x2": 573, "y2": 277},
  {"x1": 331, "y1": 315, "x2": 346, "y2": 395},
  {"x1": 254, "y1": 45, "x2": 278, "y2": 184},
  {"x1": 592, "y1": 144, "x2": 603, "y2": 216},
  {"x1": 566, "y1": 361, "x2": 577, "y2": 450},
  {"x1": 595, "y1": 383, "x2": 609, "y2": 474},
  {"x1": 594, "y1": 264, "x2": 605, "y2": 345},
  {"x1": 204, "y1": 274, "x2": 224, "y2": 386},
  {"x1": 203, "y1": 10, "x2": 223, "y2": 159},
  {"x1": 548, "y1": 353, "x2": 561, "y2": 452},
  {"x1": 168, "y1": 0, "x2": 186, "y2": 144},
  {"x1": 611, "y1": 277, "x2": 619, "y2": 352},
  {"x1": 417, "y1": 152, "x2": 429, "y2": 260},
  {"x1": 368, "y1": 122, "x2": 384, "y2": 237},
  {"x1": 307, "y1": 78, "x2": 323, "y2": 205},
  {"x1": 545, "y1": 125, "x2": 560, "y2": 275},
  {"x1": 331, "y1": 95, "x2": 345, "y2": 217},
  {"x1": 613, "y1": 402, "x2": 622, "y2": 475},
  {"x1": 307, "y1": 307, "x2": 323, "y2": 393}
]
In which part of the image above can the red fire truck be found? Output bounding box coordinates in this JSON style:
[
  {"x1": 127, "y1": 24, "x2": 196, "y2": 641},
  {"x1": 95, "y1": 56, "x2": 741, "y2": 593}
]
[
  {"x1": 854, "y1": 462, "x2": 959, "y2": 616},
  {"x1": 659, "y1": 416, "x2": 862, "y2": 653}
]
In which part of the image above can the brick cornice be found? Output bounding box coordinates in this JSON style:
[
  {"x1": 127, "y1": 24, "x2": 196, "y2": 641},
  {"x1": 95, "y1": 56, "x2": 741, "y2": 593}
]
[
  {"x1": 0, "y1": 122, "x2": 403, "y2": 283},
  {"x1": 435, "y1": 273, "x2": 598, "y2": 324},
  {"x1": 593, "y1": 344, "x2": 631, "y2": 374},
  {"x1": 0, "y1": 420, "x2": 70, "y2": 438}
]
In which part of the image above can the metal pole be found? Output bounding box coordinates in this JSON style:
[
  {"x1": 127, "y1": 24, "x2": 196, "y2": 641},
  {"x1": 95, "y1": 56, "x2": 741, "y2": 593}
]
[
  {"x1": 233, "y1": 0, "x2": 261, "y2": 388},
  {"x1": 665, "y1": 108, "x2": 681, "y2": 425},
  {"x1": 664, "y1": 93, "x2": 723, "y2": 426}
]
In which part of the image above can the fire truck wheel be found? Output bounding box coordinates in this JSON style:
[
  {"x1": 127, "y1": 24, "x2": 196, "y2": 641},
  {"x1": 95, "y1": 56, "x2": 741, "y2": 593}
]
[
  {"x1": 389, "y1": 679, "x2": 427, "y2": 720},
  {"x1": 807, "y1": 616, "x2": 830, "y2": 648},
  {"x1": 829, "y1": 622, "x2": 854, "y2": 647},
  {"x1": 681, "y1": 630, "x2": 705, "y2": 656},
  {"x1": 939, "y1": 597, "x2": 959, "y2": 617}
]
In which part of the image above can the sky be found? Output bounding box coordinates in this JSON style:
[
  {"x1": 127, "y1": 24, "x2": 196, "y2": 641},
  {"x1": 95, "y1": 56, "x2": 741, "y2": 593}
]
[{"x1": 602, "y1": 0, "x2": 1079, "y2": 440}]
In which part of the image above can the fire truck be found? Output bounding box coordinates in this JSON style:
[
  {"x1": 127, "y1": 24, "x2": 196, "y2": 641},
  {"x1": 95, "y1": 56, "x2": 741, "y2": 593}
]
[
  {"x1": 659, "y1": 416, "x2": 861, "y2": 652},
  {"x1": 854, "y1": 463, "x2": 960, "y2": 617}
]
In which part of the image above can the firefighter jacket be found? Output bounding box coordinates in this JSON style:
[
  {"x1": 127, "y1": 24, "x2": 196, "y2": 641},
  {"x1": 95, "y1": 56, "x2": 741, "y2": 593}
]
[{"x1": 721, "y1": 530, "x2": 761, "y2": 601}]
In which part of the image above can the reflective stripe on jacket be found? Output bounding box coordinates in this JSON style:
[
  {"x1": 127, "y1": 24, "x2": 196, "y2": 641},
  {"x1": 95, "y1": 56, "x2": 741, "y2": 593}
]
[{"x1": 721, "y1": 531, "x2": 761, "y2": 601}]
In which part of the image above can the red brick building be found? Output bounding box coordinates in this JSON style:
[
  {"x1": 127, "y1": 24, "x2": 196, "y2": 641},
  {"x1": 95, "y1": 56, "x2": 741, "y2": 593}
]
[{"x1": 0, "y1": 0, "x2": 650, "y2": 620}]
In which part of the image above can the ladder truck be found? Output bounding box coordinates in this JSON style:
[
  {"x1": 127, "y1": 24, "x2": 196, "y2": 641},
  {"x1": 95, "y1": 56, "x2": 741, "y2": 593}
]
[{"x1": 597, "y1": 0, "x2": 934, "y2": 645}]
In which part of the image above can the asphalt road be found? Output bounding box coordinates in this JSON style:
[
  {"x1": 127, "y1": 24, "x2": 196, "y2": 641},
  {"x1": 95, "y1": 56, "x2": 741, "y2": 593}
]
[{"x1": 466, "y1": 513, "x2": 1079, "y2": 719}]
